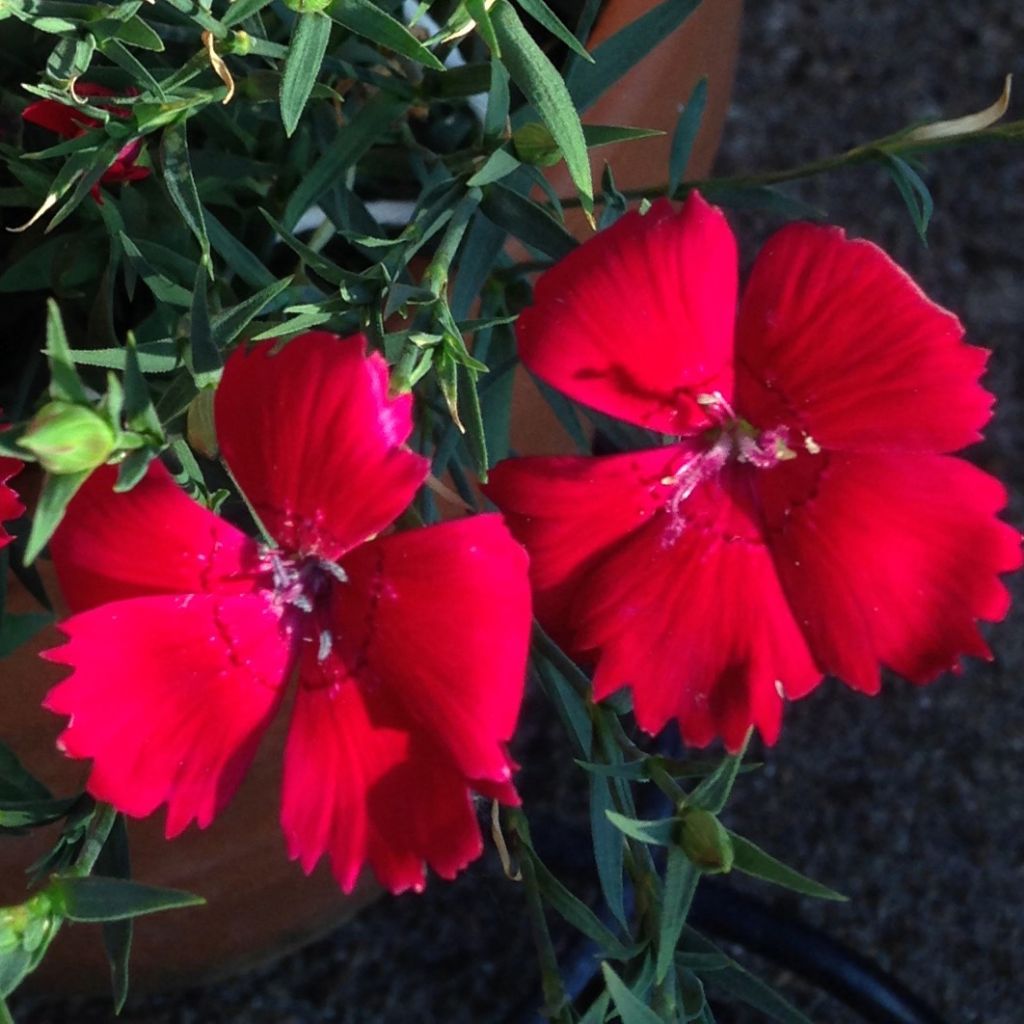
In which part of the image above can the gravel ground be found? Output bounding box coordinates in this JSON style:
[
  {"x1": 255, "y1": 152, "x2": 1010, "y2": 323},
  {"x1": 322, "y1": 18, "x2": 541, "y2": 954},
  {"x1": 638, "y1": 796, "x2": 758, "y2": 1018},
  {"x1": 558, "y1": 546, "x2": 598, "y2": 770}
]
[{"x1": 12, "y1": 2, "x2": 1024, "y2": 1022}]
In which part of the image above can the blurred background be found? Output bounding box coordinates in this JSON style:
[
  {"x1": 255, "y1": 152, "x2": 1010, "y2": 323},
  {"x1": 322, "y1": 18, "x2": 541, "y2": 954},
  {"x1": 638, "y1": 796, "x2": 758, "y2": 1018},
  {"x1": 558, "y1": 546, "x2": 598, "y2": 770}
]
[{"x1": 12, "y1": 1, "x2": 1024, "y2": 1021}]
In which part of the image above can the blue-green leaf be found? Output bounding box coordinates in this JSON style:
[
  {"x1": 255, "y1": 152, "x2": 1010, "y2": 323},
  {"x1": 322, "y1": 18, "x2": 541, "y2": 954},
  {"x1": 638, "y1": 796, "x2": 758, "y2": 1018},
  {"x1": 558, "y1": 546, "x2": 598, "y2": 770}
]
[
  {"x1": 281, "y1": 12, "x2": 332, "y2": 137},
  {"x1": 491, "y1": 0, "x2": 593, "y2": 217}
]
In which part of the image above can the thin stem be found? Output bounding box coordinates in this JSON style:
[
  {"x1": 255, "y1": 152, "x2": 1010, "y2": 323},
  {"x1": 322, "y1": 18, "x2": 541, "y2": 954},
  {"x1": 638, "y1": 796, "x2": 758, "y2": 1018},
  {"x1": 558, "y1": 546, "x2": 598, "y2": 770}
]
[
  {"x1": 558, "y1": 121, "x2": 1024, "y2": 210},
  {"x1": 71, "y1": 802, "x2": 118, "y2": 877}
]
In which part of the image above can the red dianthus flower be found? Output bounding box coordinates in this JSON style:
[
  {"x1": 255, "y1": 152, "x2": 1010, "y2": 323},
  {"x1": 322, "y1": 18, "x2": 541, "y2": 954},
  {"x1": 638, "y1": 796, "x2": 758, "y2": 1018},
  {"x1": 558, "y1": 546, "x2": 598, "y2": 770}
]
[
  {"x1": 485, "y1": 194, "x2": 1020, "y2": 751},
  {"x1": 22, "y1": 83, "x2": 149, "y2": 202},
  {"x1": 0, "y1": 452, "x2": 23, "y2": 549},
  {"x1": 43, "y1": 332, "x2": 531, "y2": 894}
]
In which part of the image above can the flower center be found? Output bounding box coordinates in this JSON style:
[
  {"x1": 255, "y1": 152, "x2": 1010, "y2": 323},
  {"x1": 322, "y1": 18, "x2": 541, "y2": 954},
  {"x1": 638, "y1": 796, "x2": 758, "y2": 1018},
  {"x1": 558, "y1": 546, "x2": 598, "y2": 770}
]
[
  {"x1": 259, "y1": 547, "x2": 348, "y2": 662},
  {"x1": 658, "y1": 391, "x2": 813, "y2": 547}
]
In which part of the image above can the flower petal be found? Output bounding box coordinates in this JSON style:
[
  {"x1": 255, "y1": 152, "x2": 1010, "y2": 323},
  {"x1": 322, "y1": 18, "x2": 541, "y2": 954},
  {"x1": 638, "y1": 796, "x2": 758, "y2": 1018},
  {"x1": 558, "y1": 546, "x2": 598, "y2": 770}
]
[
  {"x1": 21, "y1": 99, "x2": 98, "y2": 138},
  {"x1": 50, "y1": 462, "x2": 258, "y2": 613},
  {"x1": 330, "y1": 516, "x2": 531, "y2": 783},
  {"x1": 736, "y1": 223, "x2": 993, "y2": 454},
  {"x1": 756, "y1": 451, "x2": 1021, "y2": 693},
  {"x1": 575, "y1": 465, "x2": 820, "y2": 749},
  {"x1": 0, "y1": 456, "x2": 24, "y2": 549},
  {"x1": 516, "y1": 193, "x2": 737, "y2": 434},
  {"x1": 488, "y1": 449, "x2": 818, "y2": 749},
  {"x1": 281, "y1": 661, "x2": 491, "y2": 894},
  {"x1": 484, "y1": 449, "x2": 674, "y2": 650},
  {"x1": 216, "y1": 333, "x2": 428, "y2": 560},
  {"x1": 43, "y1": 594, "x2": 290, "y2": 837}
]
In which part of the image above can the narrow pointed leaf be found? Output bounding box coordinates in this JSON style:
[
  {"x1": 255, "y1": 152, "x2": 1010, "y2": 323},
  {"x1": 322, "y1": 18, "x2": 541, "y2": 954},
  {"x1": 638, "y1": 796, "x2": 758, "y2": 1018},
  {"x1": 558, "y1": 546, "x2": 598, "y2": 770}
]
[
  {"x1": 656, "y1": 847, "x2": 699, "y2": 983},
  {"x1": 727, "y1": 832, "x2": 847, "y2": 901},
  {"x1": 24, "y1": 470, "x2": 91, "y2": 565},
  {"x1": 51, "y1": 876, "x2": 203, "y2": 922},
  {"x1": 160, "y1": 122, "x2": 210, "y2": 268},
  {"x1": 280, "y1": 12, "x2": 332, "y2": 138},
  {"x1": 491, "y1": 1, "x2": 593, "y2": 216},
  {"x1": 601, "y1": 962, "x2": 663, "y2": 1024},
  {"x1": 606, "y1": 810, "x2": 675, "y2": 846},
  {"x1": 567, "y1": 0, "x2": 702, "y2": 113},
  {"x1": 669, "y1": 76, "x2": 708, "y2": 192},
  {"x1": 330, "y1": 0, "x2": 444, "y2": 70}
]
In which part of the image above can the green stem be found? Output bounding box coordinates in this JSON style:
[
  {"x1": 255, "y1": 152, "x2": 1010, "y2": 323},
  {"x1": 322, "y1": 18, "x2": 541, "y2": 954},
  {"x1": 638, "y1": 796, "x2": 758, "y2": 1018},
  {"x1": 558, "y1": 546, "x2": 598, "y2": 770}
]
[
  {"x1": 71, "y1": 802, "x2": 118, "y2": 877},
  {"x1": 508, "y1": 811, "x2": 573, "y2": 1024},
  {"x1": 558, "y1": 121, "x2": 1024, "y2": 209}
]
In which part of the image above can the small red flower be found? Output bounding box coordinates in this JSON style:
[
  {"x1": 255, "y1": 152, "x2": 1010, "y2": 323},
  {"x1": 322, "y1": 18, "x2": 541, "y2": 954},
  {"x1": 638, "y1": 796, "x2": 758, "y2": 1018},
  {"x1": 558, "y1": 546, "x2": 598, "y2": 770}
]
[
  {"x1": 22, "y1": 83, "x2": 149, "y2": 202},
  {"x1": 43, "y1": 332, "x2": 531, "y2": 894},
  {"x1": 485, "y1": 194, "x2": 1021, "y2": 751}
]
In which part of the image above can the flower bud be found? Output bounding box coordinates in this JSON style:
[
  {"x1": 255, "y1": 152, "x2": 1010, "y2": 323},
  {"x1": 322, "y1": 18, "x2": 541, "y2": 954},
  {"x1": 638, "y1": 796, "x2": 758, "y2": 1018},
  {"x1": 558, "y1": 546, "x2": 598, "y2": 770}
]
[
  {"x1": 19, "y1": 402, "x2": 116, "y2": 475},
  {"x1": 512, "y1": 123, "x2": 562, "y2": 167},
  {"x1": 186, "y1": 388, "x2": 219, "y2": 460},
  {"x1": 679, "y1": 808, "x2": 734, "y2": 874},
  {"x1": 282, "y1": 0, "x2": 332, "y2": 12}
]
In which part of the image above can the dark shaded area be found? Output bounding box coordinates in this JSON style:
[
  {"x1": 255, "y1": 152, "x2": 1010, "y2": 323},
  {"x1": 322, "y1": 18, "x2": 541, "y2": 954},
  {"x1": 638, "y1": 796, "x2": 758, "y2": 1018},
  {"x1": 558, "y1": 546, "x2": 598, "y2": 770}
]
[{"x1": 12, "y1": 1, "x2": 1024, "y2": 1021}]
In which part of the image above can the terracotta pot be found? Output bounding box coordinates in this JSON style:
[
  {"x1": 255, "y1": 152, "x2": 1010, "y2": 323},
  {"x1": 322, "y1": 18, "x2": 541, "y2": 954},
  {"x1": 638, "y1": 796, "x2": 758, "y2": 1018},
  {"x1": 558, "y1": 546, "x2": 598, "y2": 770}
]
[
  {"x1": 511, "y1": 0, "x2": 745, "y2": 457},
  {"x1": 0, "y1": 0, "x2": 743, "y2": 996}
]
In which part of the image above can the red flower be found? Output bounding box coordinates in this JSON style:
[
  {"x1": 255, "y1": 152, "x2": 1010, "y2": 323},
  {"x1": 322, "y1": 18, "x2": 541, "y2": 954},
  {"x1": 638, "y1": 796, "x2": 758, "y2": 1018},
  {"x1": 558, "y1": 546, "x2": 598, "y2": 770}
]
[
  {"x1": 485, "y1": 194, "x2": 1020, "y2": 751},
  {"x1": 22, "y1": 83, "x2": 149, "y2": 202},
  {"x1": 0, "y1": 459, "x2": 23, "y2": 550},
  {"x1": 42, "y1": 332, "x2": 531, "y2": 893}
]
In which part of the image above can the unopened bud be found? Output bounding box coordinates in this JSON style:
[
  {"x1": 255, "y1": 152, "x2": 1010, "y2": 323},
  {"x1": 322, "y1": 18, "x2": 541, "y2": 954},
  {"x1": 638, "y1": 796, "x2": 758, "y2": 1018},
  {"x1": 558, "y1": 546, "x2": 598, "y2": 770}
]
[
  {"x1": 19, "y1": 402, "x2": 116, "y2": 474},
  {"x1": 186, "y1": 388, "x2": 218, "y2": 459},
  {"x1": 282, "y1": 0, "x2": 332, "y2": 12},
  {"x1": 512, "y1": 123, "x2": 562, "y2": 167},
  {"x1": 679, "y1": 808, "x2": 734, "y2": 874}
]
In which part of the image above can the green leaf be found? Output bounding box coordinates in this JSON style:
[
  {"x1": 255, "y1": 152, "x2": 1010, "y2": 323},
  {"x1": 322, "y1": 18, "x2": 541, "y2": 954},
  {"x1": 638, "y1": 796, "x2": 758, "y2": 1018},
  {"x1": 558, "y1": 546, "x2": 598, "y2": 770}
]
[
  {"x1": 95, "y1": 815, "x2": 132, "y2": 1013},
  {"x1": 221, "y1": 0, "x2": 274, "y2": 28},
  {"x1": 119, "y1": 234, "x2": 193, "y2": 307},
  {"x1": 669, "y1": 76, "x2": 707, "y2": 193},
  {"x1": 480, "y1": 183, "x2": 577, "y2": 260},
  {"x1": 567, "y1": 0, "x2": 701, "y2": 113},
  {"x1": 583, "y1": 124, "x2": 664, "y2": 147},
  {"x1": 606, "y1": 810, "x2": 675, "y2": 846},
  {"x1": 529, "y1": 853, "x2": 636, "y2": 961},
  {"x1": 160, "y1": 122, "x2": 211, "y2": 268},
  {"x1": 467, "y1": 148, "x2": 522, "y2": 187},
  {"x1": 884, "y1": 152, "x2": 933, "y2": 243},
  {"x1": 44, "y1": 299, "x2": 88, "y2": 405},
  {"x1": 281, "y1": 12, "x2": 333, "y2": 137},
  {"x1": 466, "y1": 0, "x2": 500, "y2": 55},
  {"x1": 516, "y1": 0, "x2": 594, "y2": 62},
  {"x1": 210, "y1": 278, "x2": 294, "y2": 352},
  {"x1": 491, "y1": 1, "x2": 593, "y2": 217},
  {"x1": 681, "y1": 929, "x2": 814, "y2": 1024},
  {"x1": 50, "y1": 876, "x2": 203, "y2": 923},
  {"x1": 575, "y1": 758, "x2": 649, "y2": 781},
  {"x1": 0, "y1": 797, "x2": 78, "y2": 829},
  {"x1": 727, "y1": 832, "x2": 847, "y2": 901},
  {"x1": 656, "y1": 847, "x2": 700, "y2": 983},
  {"x1": 23, "y1": 470, "x2": 91, "y2": 565},
  {"x1": 589, "y1": 772, "x2": 628, "y2": 932},
  {"x1": 205, "y1": 211, "x2": 277, "y2": 289},
  {"x1": 283, "y1": 89, "x2": 408, "y2": 230},
  {"x1": 188, "y1": 264, "x2": 221, "y2": 388},
  {"x1": 329, "y1": 0, "x2": 444, "y2": 70},
  {"x1": 0, "y1": 744, "x2": 51, "y2": 803},
  {"x1": 601, "y1": 962, "x2": 663, "y2": 1024},
  {"x1": 484, "y1": 59, "x2": 510, "y2": 138},
  {"x1": 688, "y1": 741, "x2": 747, "y2": 814}
]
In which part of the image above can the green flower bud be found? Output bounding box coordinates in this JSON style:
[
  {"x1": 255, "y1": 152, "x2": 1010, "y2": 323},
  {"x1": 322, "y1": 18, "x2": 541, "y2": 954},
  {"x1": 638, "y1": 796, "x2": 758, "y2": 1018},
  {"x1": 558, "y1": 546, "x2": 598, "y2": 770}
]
[
  {"x1": 282, "y1": 0, "x2": 332, "y2": 13},
  {"x1": 512, "y1": 123, "x2": 562, "y2": 167},
  {"x1": 186, "y1": 388, "x2": 219, "y2": 460},
  {"x1": 679, "y1": 808, "x2": 734, "y2": 874},
  {"x1": 19, "y1": 401, "x2": 117, "y2": 475}
]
